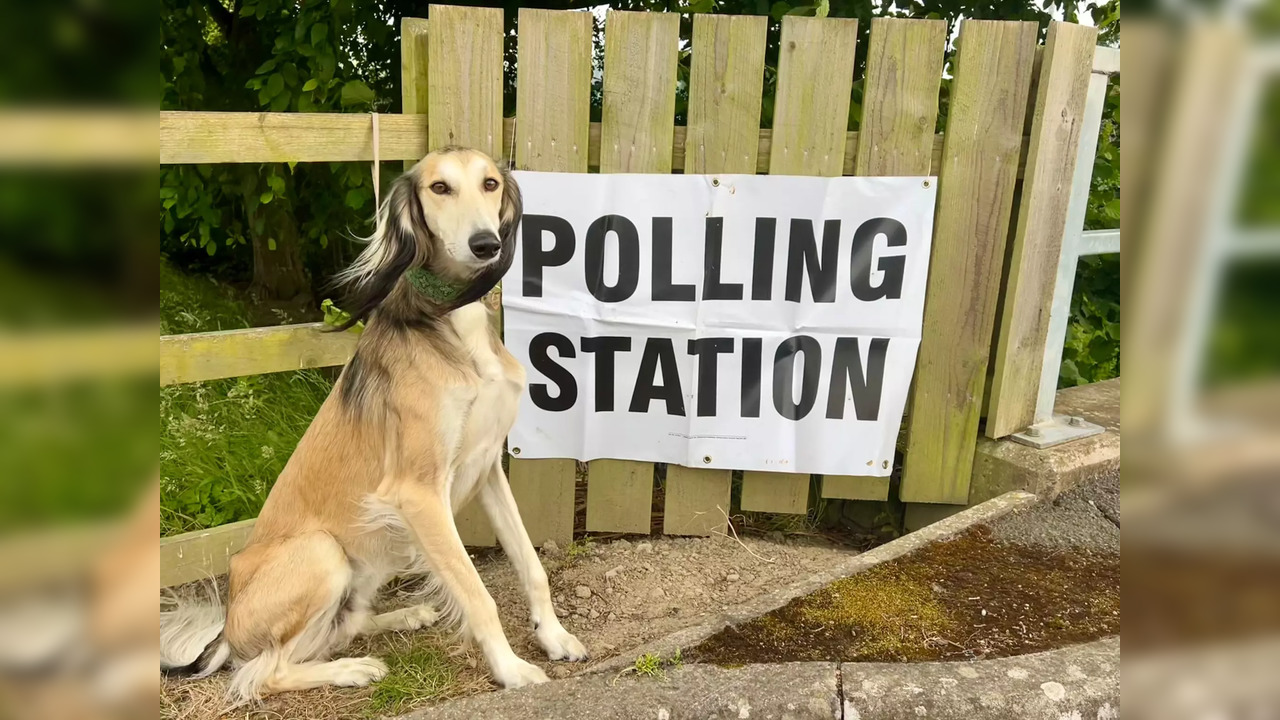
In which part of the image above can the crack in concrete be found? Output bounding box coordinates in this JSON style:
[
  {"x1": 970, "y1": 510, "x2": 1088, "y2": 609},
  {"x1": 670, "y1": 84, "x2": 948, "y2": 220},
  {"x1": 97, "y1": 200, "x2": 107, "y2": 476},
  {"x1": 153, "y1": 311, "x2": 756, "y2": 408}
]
[{"x1": 836, "y1": 663, "x2": 845, "y2": 720}]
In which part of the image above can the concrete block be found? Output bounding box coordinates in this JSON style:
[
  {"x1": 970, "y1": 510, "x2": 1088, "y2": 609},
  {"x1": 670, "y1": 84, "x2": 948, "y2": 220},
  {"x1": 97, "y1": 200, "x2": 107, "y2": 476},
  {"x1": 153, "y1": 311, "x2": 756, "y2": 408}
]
[{"x1": 971, "y1": 379, "x2": 1120, "y2": 506}]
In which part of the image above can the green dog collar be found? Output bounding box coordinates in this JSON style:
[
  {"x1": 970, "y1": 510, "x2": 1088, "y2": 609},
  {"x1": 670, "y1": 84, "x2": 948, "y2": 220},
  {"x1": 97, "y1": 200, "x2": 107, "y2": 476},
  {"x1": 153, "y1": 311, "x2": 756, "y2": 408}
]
[{"x1": 405, "y1": 267, "x2": 466, "y2": 304}]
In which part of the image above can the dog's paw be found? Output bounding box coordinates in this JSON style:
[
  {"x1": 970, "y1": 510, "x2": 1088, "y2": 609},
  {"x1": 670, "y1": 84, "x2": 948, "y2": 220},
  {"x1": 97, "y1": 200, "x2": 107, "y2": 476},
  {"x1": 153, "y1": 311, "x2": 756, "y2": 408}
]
[
  {"x1": 536, "y1": 622, "x2": 589, "y2": 662},
  {"x1": 400, "y1": 604, "x2": 440, "y2": 630},
  {"x1": 492, "y1": 657, "x2": 549, "y2": 689},
  {"x1": 329, "y1": 657, "x2": 389, "y2": 687}
]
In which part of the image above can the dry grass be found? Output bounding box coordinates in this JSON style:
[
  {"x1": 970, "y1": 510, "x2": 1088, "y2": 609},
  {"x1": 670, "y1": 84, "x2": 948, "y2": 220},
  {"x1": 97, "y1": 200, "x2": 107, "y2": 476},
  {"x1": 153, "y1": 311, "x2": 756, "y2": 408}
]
[{"x1": 161, "y1": 628, "x2": 492, "y2": 720}]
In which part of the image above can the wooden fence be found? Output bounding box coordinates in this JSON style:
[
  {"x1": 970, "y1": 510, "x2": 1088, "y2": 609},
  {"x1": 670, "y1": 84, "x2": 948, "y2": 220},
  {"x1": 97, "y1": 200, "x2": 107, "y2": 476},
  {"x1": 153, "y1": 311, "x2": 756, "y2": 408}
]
[{"x1": 159, "y1": 7, "x2": 1113, "y2": 586}]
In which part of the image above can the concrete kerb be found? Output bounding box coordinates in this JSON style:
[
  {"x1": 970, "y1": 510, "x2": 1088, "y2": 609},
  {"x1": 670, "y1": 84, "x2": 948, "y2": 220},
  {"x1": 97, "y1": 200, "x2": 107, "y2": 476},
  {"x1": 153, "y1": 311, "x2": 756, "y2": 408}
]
[
  {"x1": 405, "y1": 661, "x2": 842, "y2": 720},
  {"x1": 587, "y1": 490, "x2": 1039, "y2": 676},
  {"x1": 403, "y1": 641, "x2": 1119, "y2": 720},
  {"x1": 841, "y1": 638, "x2": 1119, "y2": 720}
]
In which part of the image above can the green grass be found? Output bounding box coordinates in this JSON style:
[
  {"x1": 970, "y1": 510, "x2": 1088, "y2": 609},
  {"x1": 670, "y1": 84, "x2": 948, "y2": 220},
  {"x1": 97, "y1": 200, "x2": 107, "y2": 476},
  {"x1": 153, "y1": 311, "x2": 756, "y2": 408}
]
[
  {"x1": 367, "y1": 645, "x2": 459, "y2": 716},
  {"x1": 160, "y1": 259, "x2": 333, "y2": 536}
]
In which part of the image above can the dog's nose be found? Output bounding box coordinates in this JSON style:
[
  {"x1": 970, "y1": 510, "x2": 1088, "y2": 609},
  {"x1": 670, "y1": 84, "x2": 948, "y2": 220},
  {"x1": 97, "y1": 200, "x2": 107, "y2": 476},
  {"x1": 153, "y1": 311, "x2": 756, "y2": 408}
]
[{"x1": 468, "y1": 231, "x2": 501, "y2": 260}]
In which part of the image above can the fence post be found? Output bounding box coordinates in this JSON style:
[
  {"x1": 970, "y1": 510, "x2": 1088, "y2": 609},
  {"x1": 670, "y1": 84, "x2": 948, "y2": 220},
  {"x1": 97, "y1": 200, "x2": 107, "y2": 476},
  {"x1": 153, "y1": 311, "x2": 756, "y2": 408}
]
[
  {"x1": 506, "y1": 8, "x2": 594, "y2": 547},
  {"x1": 822, "y1": 17, "x2": 946, "y2": 504},
  {"x1": 661, "y1": 13, "x2": 767, "y2": 536},
  {"x1": 900, "y1": 20, "x2": 1039, "y2": 505},
  {"x1": 985, "y1": 21, "x2": 1098, "y2": 438},
  {"x1": 1030, "y1": 51, "x2": 1115, "y2": 433}
]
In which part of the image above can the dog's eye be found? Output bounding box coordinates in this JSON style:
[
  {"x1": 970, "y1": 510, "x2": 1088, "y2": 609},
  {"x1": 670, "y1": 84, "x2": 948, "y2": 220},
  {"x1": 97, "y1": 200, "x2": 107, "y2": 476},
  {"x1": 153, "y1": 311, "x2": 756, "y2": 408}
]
[
  {"x1": 483, "y1": 178, "x2": 500, "y2": 192},
  {"x1": 429, "y1": 182, "x2": 450, "y2": 195}
]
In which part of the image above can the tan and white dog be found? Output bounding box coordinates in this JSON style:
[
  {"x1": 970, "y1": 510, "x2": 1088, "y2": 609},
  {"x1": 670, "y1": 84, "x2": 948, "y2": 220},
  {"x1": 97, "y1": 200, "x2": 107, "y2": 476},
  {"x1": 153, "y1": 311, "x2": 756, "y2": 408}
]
[{"x1": 159, "y1": 147, "x2": 586, "y2": 701}]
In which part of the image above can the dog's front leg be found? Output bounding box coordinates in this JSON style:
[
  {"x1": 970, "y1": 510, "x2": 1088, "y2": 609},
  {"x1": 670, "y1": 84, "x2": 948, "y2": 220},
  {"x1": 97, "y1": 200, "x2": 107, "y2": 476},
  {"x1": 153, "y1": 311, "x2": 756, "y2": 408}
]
[
  {"x1": 479, "y1": 460, "x2": 589, "y2": 662},
  {"x1": 392, "y1": 480, "x2": 549, "y2": 689}
]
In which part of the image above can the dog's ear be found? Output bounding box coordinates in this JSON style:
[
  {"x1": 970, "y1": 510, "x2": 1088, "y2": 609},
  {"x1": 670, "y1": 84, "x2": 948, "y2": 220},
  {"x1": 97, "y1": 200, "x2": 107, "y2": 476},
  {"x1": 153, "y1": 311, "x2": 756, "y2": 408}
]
[
  {"x1": 497, "y1": 165, "x2": 522, "y2": 254},
  {"x1": 330, "y1": 170, "x2": 428, "y2": 329}
]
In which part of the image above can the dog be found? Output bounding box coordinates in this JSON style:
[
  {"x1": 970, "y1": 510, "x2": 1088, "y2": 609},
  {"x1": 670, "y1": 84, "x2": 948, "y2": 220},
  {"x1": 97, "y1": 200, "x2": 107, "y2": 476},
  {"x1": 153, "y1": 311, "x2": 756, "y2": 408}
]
[{"x1": 159, "y1": 147, "x2": 587, "y2": 701}]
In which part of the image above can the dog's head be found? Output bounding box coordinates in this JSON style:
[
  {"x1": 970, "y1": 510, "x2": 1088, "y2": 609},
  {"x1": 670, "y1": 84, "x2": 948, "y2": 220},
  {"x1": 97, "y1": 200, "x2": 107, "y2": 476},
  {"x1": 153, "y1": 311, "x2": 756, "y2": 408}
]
[{"x1": 334, "y1": 147, "x2": 522, "y2": 327}]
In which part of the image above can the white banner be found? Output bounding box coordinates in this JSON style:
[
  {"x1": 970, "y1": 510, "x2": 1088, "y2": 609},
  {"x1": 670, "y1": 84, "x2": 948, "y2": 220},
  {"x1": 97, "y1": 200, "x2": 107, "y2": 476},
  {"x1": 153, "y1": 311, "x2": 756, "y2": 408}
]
[{"x1": 503, "y1": 172, "x2": 936, "y2": 477}]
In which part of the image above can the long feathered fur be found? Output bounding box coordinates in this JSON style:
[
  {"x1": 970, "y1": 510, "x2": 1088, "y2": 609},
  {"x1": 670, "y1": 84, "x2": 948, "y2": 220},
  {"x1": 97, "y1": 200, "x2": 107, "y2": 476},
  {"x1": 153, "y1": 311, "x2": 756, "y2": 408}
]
[{"x1": 159, "y1": 584, "x2": 231, "y2": 679}]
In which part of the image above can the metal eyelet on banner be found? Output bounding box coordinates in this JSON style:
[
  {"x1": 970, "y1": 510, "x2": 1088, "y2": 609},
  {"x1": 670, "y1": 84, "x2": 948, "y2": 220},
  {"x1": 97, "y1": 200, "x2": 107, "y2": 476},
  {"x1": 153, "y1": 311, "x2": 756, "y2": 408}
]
[
  {"x1": 703, "y1": 455, "x2": 712, "y2": 464},
  {"x1": 922, "y1": 179, "x2": 931, "y2": 188},
  {"x1": 711, "y1": 177, "x2": 720, "y2": 187},
  {"x1": 511, "y1": 447, "x2": 521, "y2": 456}
]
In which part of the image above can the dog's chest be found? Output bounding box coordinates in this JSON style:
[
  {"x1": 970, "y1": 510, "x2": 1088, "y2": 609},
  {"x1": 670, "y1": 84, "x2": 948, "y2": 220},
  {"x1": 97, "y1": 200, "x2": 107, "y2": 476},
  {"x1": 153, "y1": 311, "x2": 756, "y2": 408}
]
[{"x1": 444, "y1": 305, "x2": 524, "y2": 492}]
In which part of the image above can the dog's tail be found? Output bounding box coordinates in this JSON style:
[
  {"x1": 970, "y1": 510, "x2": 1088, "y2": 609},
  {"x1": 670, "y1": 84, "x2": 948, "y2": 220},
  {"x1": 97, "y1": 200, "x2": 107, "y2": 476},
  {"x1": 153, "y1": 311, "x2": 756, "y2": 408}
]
[{"x1": 160, "y1": 589, "x2": 231, "y2": 679}]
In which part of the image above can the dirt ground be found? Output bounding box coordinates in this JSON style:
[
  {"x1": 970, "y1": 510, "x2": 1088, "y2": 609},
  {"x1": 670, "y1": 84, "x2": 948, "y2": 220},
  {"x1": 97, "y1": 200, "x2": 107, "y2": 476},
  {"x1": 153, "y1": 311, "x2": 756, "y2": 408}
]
[
  {"x1": 161, "y1": 532, "x2": 855, "y2": 719},
  {"x1": 691, "y1": 477, "x2": 1122, "y2": 666},
  {"x1": 689, "y1": 523, "x2": 1120, "y2": 665}
]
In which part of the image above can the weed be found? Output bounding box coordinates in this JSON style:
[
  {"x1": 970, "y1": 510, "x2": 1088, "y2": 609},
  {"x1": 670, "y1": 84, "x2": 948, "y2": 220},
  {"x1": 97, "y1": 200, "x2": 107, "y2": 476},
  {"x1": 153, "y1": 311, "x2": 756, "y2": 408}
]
[
  {"x1": 566, "y1": 537, "x2": 595, "y2": 561},
  {"x1": 367, "y1": 645, "x2": 458, "y2": 716},
  {"x1": 625, "y1": 649, "x2": 684, "y2": 682},
  {"x1": 632, "y1": 652, "x2": 664, "y2": 679}
]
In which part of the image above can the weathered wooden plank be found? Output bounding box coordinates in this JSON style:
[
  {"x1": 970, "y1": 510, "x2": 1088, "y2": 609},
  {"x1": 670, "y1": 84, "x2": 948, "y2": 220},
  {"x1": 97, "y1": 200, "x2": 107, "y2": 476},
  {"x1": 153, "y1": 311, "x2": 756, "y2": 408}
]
[
  {"x1": 160, "y1": 323, "x2": 357, "y2": 386},
  {"x1": 664, "y1": 13, "x2": 768, "y2": 533},
  {"x1": 600, "y1": 10, "x2": 680, "y2": 173},
  {"x1": 508, "y1": 458, "x2": 578, "y2": 547},
  {"x1": 900, "y1": 20, "x2": 1039, "y2": 505},
  {"x1": 821, "y1": 475, "x2": 890, "y2": 501},
  {"x1": 740, "y1": 472, "x2": 810, "y2": 514},
  {"x1": 162, "y1": 112, "x2": 991, "y2": 178},
  {"x1": 740, "y1": 16, "x2": 856, "y2": 515},
  {"x1": 161, "y1": 519, "x2": 256, "y2": 587},
  {"x1": 581, "y1": 11, "x2": 678, "y2": 533},
  {"x1": 401, "y1": 16, "x2": 431, "y2": 171},
  {"x1": 768, "y1": 16, "x2": 859, "y2": 177},
  {"x1": 426, "y1": 5, "x2": 505, "y2": 545},
  {"x1": 402, "y1": 17, "x2": 430, "y2": 120},
  {"x1": 159, "y1": 111, "x2": 430, "y2": 165},
  {"x1": 854, "y1": 17, "x2": 946, "y2": 176},
  {"x1": 986, "y1": 21, "x2": 1099, "y2": 438},
  {"x1": 427, "y1": 5, "x2": 503, "y2": 156},
  {"x1": 506, "y1": 9, "x2": 592, "y2": 547},
  {"x1": 663, "y1": 467, "x2": 732, "y2": 536},
  {"x1": 825, "y1": 18, "x2": 946, "y2": 502},
  {"x1": 585, "y1": 460, "x2": 653, "y2": 534},
  {"x1": 514, "y1": 8, "x2": 593, "y2": 173},
  {"x1": 684, "y1": 13, "x2": 768, "y2": 174}
]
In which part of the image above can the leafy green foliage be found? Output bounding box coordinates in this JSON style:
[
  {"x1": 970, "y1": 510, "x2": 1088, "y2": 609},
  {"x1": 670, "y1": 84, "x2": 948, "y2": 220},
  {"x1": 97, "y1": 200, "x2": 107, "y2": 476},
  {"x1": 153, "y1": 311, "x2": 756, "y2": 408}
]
[
  {"x1": 1060, "y1": 3, "x2": 1120, "y2": 388},
  {"x1": 321, "y1": 297, "x2": 361, "y2": 331},
  {"x1": 161, "y1": 0, "x2": 403, "y2": 296}
]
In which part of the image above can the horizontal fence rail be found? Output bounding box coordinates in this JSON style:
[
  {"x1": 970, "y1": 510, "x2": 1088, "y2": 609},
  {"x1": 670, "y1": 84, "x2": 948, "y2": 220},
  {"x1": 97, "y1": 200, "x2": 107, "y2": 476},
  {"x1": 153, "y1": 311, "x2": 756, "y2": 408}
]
[
  {"x1": 160, "y1": 110, "x2": 1021, "y2": 177},
  {"x1": 160, "y1": 323, "x2": 358, "y2": 386}
]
